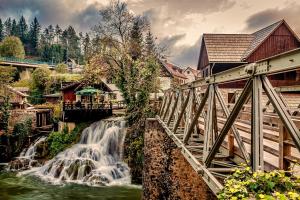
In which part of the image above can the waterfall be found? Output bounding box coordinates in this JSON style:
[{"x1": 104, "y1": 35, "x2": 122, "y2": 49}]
[
  {"x1": 30, "y1": 118, "x2": 131, "y2": 186},
  {"x1": 8, "y1": 137, "x2": 46, "y2": 171},
  {"x1": 19, "y1": 137, "x2": 46, "y2": 159}
]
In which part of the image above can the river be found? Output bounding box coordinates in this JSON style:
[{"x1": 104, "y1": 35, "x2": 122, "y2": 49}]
[
  {"x1": 0, "y1": 172, "x2": 141, "y2": 200},
  {"x1": 0, "y1": 118, "x2": 142, "y2": 200}
]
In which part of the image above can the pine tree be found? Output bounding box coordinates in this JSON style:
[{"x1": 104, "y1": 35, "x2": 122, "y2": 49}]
[
  {"x1": 64, "y1": 26, "x2": 80, "y2": 61},
  {"x1": 29, "y1": 17, "x2": 41, "y2": 55},
  {"x1": 0, "y1": 19, "x2": 3, "y2": 41},
  {"x1": 145, "y1": 30, "x2": 156, "y2": 56},
  {"x1": 129, "y1": 18, "x2": 143, "y2": 60},
  {"x1": 4, "y1": 18, "x2": 12, "y2": 36},
  {"x1": 18, "y1": 16, "x2": 28, "y2": 43},
  {"x1": 11, "y1": 19, "x2": 18, "y2": 36},
  {"x1": 47, "y1": 25, "x2": 54, "y2": 44},
  {"x1": 83, "y1": 33, "x2": 91, "y2": 61},
  {"x1": 55, "y1": 24, "x2": 62, "y2": 44}
]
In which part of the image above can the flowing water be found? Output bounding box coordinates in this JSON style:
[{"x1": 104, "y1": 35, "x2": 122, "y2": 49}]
[{"x1": 0, "y1": 118, "x2": 141, "y2": 199}]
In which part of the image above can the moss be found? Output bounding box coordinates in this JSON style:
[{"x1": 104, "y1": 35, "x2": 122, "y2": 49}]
[{"x1": 124, "y1": 122, "x2": 145, "y2": 184}]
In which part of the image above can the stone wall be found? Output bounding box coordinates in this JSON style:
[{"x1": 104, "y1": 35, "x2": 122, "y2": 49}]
[{"x1": 143, "y1": 118, "x2": 216, "y2": 200}]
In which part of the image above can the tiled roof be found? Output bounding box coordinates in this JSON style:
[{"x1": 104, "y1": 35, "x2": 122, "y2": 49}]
[
  {"x1": 202, "y1": 19, "x2": 299, "y2": 63},
  {"x1": 161, "y1": 61, "x2": 187, "y2": 79},
  {"x1": 242, "y1": 20, "x2": 283, "y2": 59},
  {"x1": 203, "y1": 34, "x2": 254, "y2": 62}
]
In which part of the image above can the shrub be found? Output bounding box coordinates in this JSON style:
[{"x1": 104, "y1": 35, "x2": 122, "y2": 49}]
[
  {"x1": 12, "y1": 118, "x2": 32, "y2": 153},
  {"x1": 32, "y1": 66, "x2": 51, "y2": 90},
  {"x1": 0, "y1": 66, "x2": 18, "y2": 85},
  {"x1": 47, "y1": 122, "x2": 89, "y2": 157},
  {"x1": 0, "y1": 36, "x2": 25, "y2": 59},
  {"x1": 55, "y1": 63, "x2": 68, "y2": 74},
  {"x1": 12, "y1": 79, "x2": 32, "y2": 88},
  {"x1": 218, "y1": 165, "x2": 300, "y2": 200}
]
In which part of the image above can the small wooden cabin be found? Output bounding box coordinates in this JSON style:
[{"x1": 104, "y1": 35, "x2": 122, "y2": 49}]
[{"x1": 197, "y1": 19, "x2": 300, "y2": 87}]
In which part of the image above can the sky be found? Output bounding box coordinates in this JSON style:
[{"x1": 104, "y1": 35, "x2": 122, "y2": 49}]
[{"x1": 1, "y1": 0, "x2": 300, "y2": 68}]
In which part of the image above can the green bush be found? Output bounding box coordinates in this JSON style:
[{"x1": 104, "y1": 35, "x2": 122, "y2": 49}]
[
  {"x1": 0, "y1": 36, "x2": 25, "y2": 59},
  {"x1": 47, "y1": 123, "x2": 89, "y2": 157},
  {"x1": 55, "y1": 63, "x2": 68, "y2": 74},
  {"x1": 218, "y1": 165, "x2": 300, "y2": 200},
  {"x1": 12, "y1": 118, "x2": 32, "y2": 153}
]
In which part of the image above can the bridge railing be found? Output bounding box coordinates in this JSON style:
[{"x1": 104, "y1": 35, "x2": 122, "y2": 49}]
[
  {"x1": 0, "y1": 56, "x2": 55, "y2": 67},
  {"x1": 157, "y1": 48, "x2": 300, "y2": 194}
]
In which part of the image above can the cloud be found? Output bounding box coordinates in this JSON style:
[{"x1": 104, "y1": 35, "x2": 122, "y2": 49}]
[
  {"x1": 0, "y1": 0, "x2": 104, "y2": 32},
  {"x1": 244, "y1": 3, "x2": 300, "y2": 34},
  {"x1": 160, "y1": 35, "x2": 202, "y2": 67},
  {"x1": 128, "y1": 0, "x2": 235, "y2": 16},
  {"x1": 172, "y1": 37, "x2": 202, "y2": 67}
]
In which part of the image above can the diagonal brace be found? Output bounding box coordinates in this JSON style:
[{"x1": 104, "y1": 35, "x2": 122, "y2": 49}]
[
  {"x1": 183, "y1": 86, "x2": 210, "y2": 144},
  {"x1": 205, "y1": 79, "x2": 253, "y2": 167},
  {"x1": 215, "y1": 85, "x2": 250, "y2": 164},
  {"x1": 262, "y1": 75, "x2": 300, "y2": 151}
]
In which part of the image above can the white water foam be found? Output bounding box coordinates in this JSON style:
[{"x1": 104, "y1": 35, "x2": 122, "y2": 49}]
[{"x1": 24, "y1": 118, "x2": 131, "y2": 186}]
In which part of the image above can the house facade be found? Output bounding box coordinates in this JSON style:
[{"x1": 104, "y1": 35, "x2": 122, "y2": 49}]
[{"x1": 197, "y1": 19, "x2": 300, "y2": 87}]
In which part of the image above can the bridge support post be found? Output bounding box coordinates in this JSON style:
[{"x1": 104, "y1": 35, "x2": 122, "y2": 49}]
[
  {"x1": 251, "y1": 76, "x2": 264, "y2": 171},
  {"x1": 203, "y1": 85, "x2": 216, "y2": 161}
]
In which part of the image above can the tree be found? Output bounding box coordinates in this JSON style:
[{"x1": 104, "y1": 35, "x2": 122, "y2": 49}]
[
  {"x1": 55, "y1": 63, "x2": 68, "y2": 73},
  {"x1": 0, "y1": 19, "x2": 4, "y2": 41},
  {"x1": 0, "y1": 66, "x2": 18, "y2": 85},
  {"x1": 0, "y1": 36, "x2": 25, "y2": 58},
  {"x1": 55, "y1": 24, "x2": 62, "y2": 44},
  {"x1": 129, "y1": 17, "x2": 144, "y2": 60},
  {"x1": 93, "y1": 0, "x2": 160, "y2": 124},
  {"x1": 11, "y1": 19, "x2": 18, "y2": 36},
  {"x1": 32, "y1": 65, "x2": 51, "y2": 90},
  {"x1": 28, "y1": 17, "x2": 41, "y2": 55},
  {"x1": 4, "y1": 18, "x2": 12, "y2": 36},
  {"x1": 47, "y1": 25, "x2": 55, "y2": 44},
  {"x1": 18, "y1": 16, "x2": 28, "y2": 43},
  {"x1": 83, "y1": 33, "x2": 91, "y2": 61},
  {"x1": 145, "y1": 30, "x2": 156, "y2": 56}
]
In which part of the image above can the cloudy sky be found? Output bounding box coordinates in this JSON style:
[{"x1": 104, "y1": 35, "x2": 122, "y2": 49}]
[{"x1": 1, "y1": 0, "x2": 300, "y2": 67}]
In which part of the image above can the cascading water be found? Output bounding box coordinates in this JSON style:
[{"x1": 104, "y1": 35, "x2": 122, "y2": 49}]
[
  {"x1": 29, "y1": 118, "x2": 131, "y2": 186},
  {"x1": 8, "y1": 137, "x2": 46, "y2": 171}
]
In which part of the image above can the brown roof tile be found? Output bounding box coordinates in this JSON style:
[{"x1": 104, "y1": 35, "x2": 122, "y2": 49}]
[{"x1": 203, "y1": 34, "x2": 254, "y2": 62}]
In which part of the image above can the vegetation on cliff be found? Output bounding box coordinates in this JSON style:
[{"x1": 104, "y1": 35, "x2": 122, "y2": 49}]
[{"x1": 47, "y1": 122, "x2": 90, "y2": 158}]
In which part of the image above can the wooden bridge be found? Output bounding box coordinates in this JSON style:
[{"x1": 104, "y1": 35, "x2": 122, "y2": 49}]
[{"x1": 157, "y1": 48, "x2": 300, "y2": 195}]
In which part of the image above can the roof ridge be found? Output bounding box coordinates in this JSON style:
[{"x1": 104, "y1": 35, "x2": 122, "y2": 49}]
[{"x1": 252, "y1": 19, "x2": 284, "y2": 35}]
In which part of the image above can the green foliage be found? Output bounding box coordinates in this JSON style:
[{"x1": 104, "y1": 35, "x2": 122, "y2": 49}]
[
  {"x1": 32, "y1": 66, "x2": 51, "y2": 90},
  {"x1": 12, "y1": 79, "x2": 31, "y2": 87},
  {"x1": 29, "y1": 88, "x2": 45, "y2": 105},
  {"x1": 55, "y1": 63, "x2": 68, "y2": 73},
  {"x1": 0, "y1": 65, "x2": 18, "y2": 85},
  {"x1": 0, "y1": 36, "x2": 25, "y2": 59},
  {"x1": 0, "y1": 19, "x2": 3, "y2": 41},
  {"x1": 0, "y1": 96, "x2": 11, "y2": 133},
  {"x1": 218, "y1": 165, "x2": 300, "y2": 200},
  {"x1": 12, "y1": 118, "x2": 32, "y2": 152},
  {"x1": 124, "y1": 124, "x2": 144, "y2": 184},
  {"x1": 28, "y1": 17, "x2": 41, "y2": 55},
  {"x1": 47, "y1": 123, "x2": 89, "y2": 157}
]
